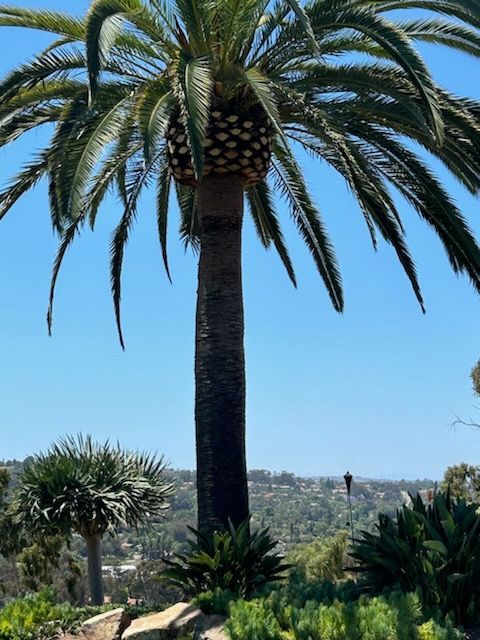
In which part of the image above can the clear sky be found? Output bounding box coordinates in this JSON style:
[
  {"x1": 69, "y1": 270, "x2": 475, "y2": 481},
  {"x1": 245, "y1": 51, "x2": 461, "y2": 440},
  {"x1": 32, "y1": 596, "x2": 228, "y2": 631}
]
[{"x1": 1, "y1": 0, "x2": 479, "y2": 480}]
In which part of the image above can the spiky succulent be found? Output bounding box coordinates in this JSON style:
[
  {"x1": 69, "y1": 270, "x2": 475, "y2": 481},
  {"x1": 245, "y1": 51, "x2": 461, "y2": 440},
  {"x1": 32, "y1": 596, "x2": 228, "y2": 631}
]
[
  {"x1": 12, "y1": 435, "x2": 173, "y2": 538},
  {"x1": 1, "y1": 0, "x2": 480, "y2": 344}
]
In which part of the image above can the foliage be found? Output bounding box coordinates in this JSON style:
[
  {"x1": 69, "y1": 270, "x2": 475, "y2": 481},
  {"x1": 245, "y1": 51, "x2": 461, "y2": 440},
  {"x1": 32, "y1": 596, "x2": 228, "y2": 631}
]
[
  {"x1": 226, "y1": 599, "x2": 285, "y2": 640},
  {"x1": 0, "y1": 469, "x2": 25, "y2": 560},
  {"x1": 0, "y1": 466, "x2": 82, "y2": 603},
  {"x1": 194, "y1": 588, "x2": 236, "y2": 616},
  {"x1": 268, "y1": 577, "x2": 358, "y2": 618},
  {"x1": 226, "y1": 591, "x2": 462, "y2": 640},
  {"x1": 0, "y1": 460, "x2": 439, "y2": 552},
  {"x1": 290, "y1": 600, "x2": 355, "y2": 640},
  {"x1": 1, "y1": 460, "x2": 436, "y2": 604},
  {"x1": 12, "y1": 435, "x2": 173, "y2": 539},
  {"x1": 163, "y1": 519, "x2": 289, "y2": 599},
  {"x1": 0, "y1": 469, "x2": 8, "y2": 501},
  {"x1": 17, "y1": 537, "x2": 83, "y2": 602},
  {"x1": 289, "y1": 532, "x2": 348, "y2": 584},
  {"x1": 0, "y1": 588, "x2": 161, "y2": 640},
  {"x1": 350, "y1": 492, "x2": 480, "y2": 625},
  {"x1": 471, "y1": 360, "x2": 480, "y2": 397},
  {"x1": 103, "y1": 560, "x2": 181, "y2": 609},
  {"x1": 1, "y1": 2, "x2": 480, "y2": 346},
  {"x1": 417, "y1": 619, "x2": 463, "y2": 640},
  {"x1": 0, "y1": 588, "x2": 98, "y2": 640},
  {"x1": 442, "y1": 464, "x2": 480, "y2": 502}
]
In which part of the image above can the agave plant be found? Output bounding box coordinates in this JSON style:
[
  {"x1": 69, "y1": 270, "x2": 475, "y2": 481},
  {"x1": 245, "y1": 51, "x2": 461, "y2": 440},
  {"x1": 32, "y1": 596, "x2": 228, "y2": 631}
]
[
  {"x1": 12, "y1": 435, "x2": 173, "y2": 604},
  {"x1": 2, "y1": 1, "x2": 480, "y2": 535},
  {"x1": 163, "y1": 518, "x2": 290, "y2": 599},
  {"x1": 350, "y1": 492, "x2": 480, "y2": 625}
]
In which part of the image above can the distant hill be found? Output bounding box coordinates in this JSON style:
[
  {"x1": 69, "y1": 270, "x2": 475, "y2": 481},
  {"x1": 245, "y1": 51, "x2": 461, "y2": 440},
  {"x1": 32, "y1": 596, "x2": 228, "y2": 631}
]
[{"x1": 0, "y1": 460, "x2": 434, "y2": 560}]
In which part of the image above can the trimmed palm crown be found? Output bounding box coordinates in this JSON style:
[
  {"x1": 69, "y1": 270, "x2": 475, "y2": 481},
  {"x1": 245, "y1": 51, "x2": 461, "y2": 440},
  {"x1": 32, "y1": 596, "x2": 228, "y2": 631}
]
[{"x1": 2, "y1": 0, "x2": 480, "y2": 339}]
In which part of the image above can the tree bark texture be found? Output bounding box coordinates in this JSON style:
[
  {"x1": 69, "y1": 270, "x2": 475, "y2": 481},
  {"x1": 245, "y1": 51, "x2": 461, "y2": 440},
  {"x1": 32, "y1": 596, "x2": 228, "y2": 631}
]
[
  {"x1": 85, "y1": 533, "x2": 104, "y2": 605},
  {"x1": 195, "y1": 175, "x2": 250, "y2": 535}
]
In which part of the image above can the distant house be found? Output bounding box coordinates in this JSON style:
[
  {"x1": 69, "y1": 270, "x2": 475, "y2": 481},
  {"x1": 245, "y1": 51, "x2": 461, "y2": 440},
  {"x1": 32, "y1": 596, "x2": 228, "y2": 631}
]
[{"x1": 102, "y1": 564, "x2": 137, "y2": 578}]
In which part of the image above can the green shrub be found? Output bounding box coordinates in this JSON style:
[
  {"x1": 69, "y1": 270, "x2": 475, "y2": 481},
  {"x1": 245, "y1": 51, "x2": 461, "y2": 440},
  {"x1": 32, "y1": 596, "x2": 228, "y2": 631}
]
[
  {"x1": 226, "y1": 599, "x2": 285, "y2": 640},
  {"x1": 288, "y1": 593, "x2": 422, "y2": 640},
  {"x1": 194, "y1": 588, "x2": 236, "y2": 615},
  {"x1": 356, "y1": 593, "x2": 422, "y2": 640},
  {"x1": 163, "y1": 519, "x2": 289, "y2": 598},
  {"x1": 267, "y1": 566, "x2": 359, "y2": 615},
  {"x1": 418, "y1": 620, "x2": 463, "y2": 640},
  {"x1": 289, "y1": 532, "x2": 348, "y2": 584},
  {"x1": 290, "y1": 600, "x2": 355, "y2": 640},
  {"x1": 351, "y1": 492, "x2": 480, "y2": 625},
  {"x1": 0, "y1": 589, "x2": 140, "y2": 640},
  {"x1": 223, "y1": 590, "x2": 464, "y2": 640},
  {"x1": 0, "y1": 589, "x2": 80, "y2": 640}
]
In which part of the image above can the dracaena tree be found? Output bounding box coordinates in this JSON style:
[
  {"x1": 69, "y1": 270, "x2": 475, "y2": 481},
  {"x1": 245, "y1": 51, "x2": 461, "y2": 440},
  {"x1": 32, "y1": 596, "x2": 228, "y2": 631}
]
[
  {"x1": 12, "y1": 435, "x2": 173, "y2": 605},
  {"x1": 2, "y1": 0, "x2": 480, "y2": 536}
]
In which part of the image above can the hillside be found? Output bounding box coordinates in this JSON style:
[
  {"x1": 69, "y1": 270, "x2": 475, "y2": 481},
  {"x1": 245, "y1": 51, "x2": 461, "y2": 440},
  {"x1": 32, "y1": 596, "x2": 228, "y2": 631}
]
[{"x1": 0, "y1": 460, "x2": 433, "y2": 563}]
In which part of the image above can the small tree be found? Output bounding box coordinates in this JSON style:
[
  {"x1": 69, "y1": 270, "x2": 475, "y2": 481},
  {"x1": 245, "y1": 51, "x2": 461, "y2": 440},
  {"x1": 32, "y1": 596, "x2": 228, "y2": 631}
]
[
  {"x1": 12, "y1": 435, "x2": 173, "y2": 605},
  {"x1": 442, "y1": 463, "x2": 480, "y2": 502}
]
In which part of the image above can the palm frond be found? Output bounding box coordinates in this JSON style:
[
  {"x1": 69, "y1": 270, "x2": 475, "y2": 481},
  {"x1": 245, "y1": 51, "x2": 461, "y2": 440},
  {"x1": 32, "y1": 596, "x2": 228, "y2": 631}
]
[
  {"x1": 172, "y1": 53, "x2": 213, "y2": 179},
  {"x1": 68, "y1": 97, "x2": 131, "y2": 219},
  {"x1": 0, "y1": 5, "x2": 85, "y2": 38},
  {"x1": 311, "y1": 6, "x2": 444, "y2": 140},
  {"x1": 272, "y1": 139, "x2": 343, "y2": 311},
  {"x1": 156, "y1": 156, "x2": 173, "y2": 281},
  {"x1": 110, "y1": 152, "x2": 163, "y2": 349},
  {"x1": 86, "y1": 0, "x2": 143, "y2": 96},
  {"x1": 47, "y1": 221, "x2": 84, "y2": 334},
  {"x1": 246, "y1": 179, "x2": 297, "y2": 286},
  {"x1": 244, "y1": 68, "x2": 285, "y2": 139},
  {"x1": 284, "y1": 0, "x2": 319, "y2": 53},
  {"x1": 0, "y1": 153, "x2": 50, "y2": 221},
  {"x1": 399, "y1": 18, "x2": 480, "y2": 57},
  {"x1": 137, "y1": 80, "x2": 175, "y2": 159},
  {"x1": 0, "y1": 48, "x2": 87, "y2": 104},
  {"x1": 176, "y1": 183, "x2": 199, "y2": 250},
  {"x1": 174, "y1": 0, "x2": 213, "y2": 53}
]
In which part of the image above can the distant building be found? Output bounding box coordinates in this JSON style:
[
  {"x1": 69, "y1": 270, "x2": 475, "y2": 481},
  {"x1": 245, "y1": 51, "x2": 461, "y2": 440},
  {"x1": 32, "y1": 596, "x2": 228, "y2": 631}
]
[{"x1": 102, "y1": 564, "x2": 137, "y2": 578}]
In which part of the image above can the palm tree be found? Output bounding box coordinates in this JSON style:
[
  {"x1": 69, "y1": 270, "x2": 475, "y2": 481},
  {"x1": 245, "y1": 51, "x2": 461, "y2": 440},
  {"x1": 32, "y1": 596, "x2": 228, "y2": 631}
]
[
  {"x1": 12, "y1": 435, "x2": 173, "y2": 605},
  {"x1": 1, "y1": 1, "x2": 480, "y2": 537}
]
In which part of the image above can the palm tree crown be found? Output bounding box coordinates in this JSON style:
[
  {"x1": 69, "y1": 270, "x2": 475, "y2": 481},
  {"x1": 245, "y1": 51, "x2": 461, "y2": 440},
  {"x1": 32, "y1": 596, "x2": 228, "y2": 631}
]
[{"x1": 2, "y1": 0, "x2": 480, "y2": 343}]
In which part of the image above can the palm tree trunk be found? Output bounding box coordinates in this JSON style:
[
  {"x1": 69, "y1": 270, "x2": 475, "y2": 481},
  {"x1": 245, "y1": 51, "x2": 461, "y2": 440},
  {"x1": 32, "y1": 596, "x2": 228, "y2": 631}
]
[
  {"x1": 85, "y1": 533, "x2": 104, "y2": 605},
  {"x1": 195, "y1": 174, "x2": 249, "y2": 535}
]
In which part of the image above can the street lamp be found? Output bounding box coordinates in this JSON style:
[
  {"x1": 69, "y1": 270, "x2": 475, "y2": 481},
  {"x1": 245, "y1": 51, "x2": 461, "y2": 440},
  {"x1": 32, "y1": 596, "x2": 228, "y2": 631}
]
[{"x1": 344, "y1": 471, "x2": 354, "y2": 542}]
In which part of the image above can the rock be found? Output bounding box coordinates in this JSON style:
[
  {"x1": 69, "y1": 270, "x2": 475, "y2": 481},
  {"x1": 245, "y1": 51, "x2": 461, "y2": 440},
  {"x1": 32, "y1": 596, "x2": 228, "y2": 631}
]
[
  {"x1": 193, "y1": 615, "x2": 228, "y2": 640},
  {"x1": 123, "y1": 603, "x2": 203, "y2": 640},
  {"x1": 81, "y1": 608, "x2": 131, "y2": 640}
]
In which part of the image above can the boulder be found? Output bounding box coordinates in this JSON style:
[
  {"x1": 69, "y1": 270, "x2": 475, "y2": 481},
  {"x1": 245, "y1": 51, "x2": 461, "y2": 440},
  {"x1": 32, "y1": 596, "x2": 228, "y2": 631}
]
[
  {"x1": 123, "y1": 603, "x2": 203, "y2": 640},
  {"x1": 80, "y1": 608, "x2": 131, "y2": 640},
  {"x1": 193, "y1": 615, "x2": 228, "y2": 640}
]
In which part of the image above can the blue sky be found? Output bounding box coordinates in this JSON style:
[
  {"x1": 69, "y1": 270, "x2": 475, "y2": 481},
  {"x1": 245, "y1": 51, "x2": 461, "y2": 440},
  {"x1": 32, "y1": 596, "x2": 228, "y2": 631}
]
[{"x1": 1, "y1": 0, "x2": 479, "y2": 479}]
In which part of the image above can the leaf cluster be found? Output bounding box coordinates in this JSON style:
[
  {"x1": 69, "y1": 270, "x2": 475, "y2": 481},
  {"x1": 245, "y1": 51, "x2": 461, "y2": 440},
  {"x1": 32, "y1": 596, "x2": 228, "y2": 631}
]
[
  {"x1": 12, "y1": 434, "x2": 173, "y2": 540},
  {"x1": 350, "y1": 492, "x2": 480, "y2": 625},
  {"x1": 163, "y1": 518, "x2": 290, "y2": 599}
]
